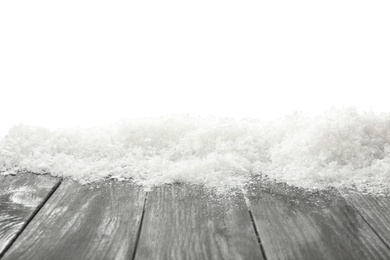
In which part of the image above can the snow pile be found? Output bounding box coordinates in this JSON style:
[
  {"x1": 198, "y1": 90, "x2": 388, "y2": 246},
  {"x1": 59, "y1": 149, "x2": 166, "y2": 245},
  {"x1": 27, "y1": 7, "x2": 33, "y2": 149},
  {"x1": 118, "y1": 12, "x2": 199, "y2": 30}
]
[
  {"x1": 1, "y1": 108, "x2": 390, "y2": 195},
  {"x1": 270, "y1": 108, "x2": 390, "y2": 194}
]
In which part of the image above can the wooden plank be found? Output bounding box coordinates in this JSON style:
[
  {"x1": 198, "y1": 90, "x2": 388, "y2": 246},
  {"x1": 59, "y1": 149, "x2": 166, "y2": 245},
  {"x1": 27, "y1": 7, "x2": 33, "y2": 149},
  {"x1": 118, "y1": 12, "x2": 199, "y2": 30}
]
[
  {"x1": 342, "y1": 190, "x2": 390, "y2": 247},
  {"x1": 0, "y1": 174, "x2": 60, "y2": 257},
  {"x1": 135, "y1": 184, "x2": 263, "y2": 260},
  {"x1": 247, "y1": 181, "x2": 390, "y2": 260},
  {"x1": 2, "y1": 180, "x2": 146, "y2": 260}
]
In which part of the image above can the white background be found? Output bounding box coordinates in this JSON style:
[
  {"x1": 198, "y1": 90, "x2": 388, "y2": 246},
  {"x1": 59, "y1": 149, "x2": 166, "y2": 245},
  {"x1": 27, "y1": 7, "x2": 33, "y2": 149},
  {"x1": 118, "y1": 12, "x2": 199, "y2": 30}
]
[{"x1": 1, "y1": 0, "x2": 389, "y2": 136}]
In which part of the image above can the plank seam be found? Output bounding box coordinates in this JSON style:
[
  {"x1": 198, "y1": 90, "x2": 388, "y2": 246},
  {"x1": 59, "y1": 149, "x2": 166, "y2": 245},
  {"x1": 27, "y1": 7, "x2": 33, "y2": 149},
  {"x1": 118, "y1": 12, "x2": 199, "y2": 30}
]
[
  {"x1": 340, "y1": 189, "x2": 390, "y2": 251},
  {"x1": 131, "y1": 192, "x2": 148, "y2": 260},
  {"x1": 352, "y1": 204, "x2": 390, "y2": 251},
  {"x1": 248, "y1": 208, "x2": 268, "y2": 260},
  {"x1": 0, "y1": 177, "x2": 63, "y2": 259}
]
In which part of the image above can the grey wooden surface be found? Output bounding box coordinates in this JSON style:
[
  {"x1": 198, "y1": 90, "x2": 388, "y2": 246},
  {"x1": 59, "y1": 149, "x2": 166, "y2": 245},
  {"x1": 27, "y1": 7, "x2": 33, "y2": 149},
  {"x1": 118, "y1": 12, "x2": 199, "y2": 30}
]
[
  {"x1": 343, "y1": 191, "x2": 390, "y2": 248},
  {"x1": 247, "y1": 181, "x2": 390, "y2": 260},
  {"x1": 2, "y1": 174, "x2": 390, "y2": 260},
  {"x1": 0, "y1": 174, "x2": 60, "y2": 257},
  {"x1": 134, "y1": 184, "x2": 263, "y2": 260},
  {"x1": 2, "y1": 180, "x2": 146, "y2": 260}
]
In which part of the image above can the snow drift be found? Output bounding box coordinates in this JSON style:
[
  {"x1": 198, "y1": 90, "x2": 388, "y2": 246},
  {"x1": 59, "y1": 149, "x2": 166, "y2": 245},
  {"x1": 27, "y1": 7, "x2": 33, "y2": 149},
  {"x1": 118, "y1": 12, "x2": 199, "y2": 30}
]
[{"x1": 1, "y1": 107, "x2": 390, "y2": 195}]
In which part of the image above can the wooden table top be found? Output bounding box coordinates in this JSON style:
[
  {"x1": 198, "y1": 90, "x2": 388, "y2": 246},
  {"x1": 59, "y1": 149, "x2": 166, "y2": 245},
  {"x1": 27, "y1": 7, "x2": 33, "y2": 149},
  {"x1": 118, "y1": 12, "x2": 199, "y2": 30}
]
[{"x1": 1, "y1": 174, "x2": 389, "y2": 260}]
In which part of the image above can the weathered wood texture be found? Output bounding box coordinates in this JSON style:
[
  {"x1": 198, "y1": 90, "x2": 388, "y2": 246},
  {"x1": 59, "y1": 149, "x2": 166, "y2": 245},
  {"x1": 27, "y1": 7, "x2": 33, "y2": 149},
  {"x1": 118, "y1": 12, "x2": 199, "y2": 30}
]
[
  {"x1": 343, "y1": 191, "x2": 390, "y2": 248},
  {"x1": 0, "y1": 174, "x2": 60, "y2": 257},
  {"x1": 2, "y1": 180, "x2": 146, "y2": 260},
  {"x1": 135, "y1": 184, "x2": 263, "y2": 260},
  {"x1": 247, "y1": 181, "x2": 390, "y2": 260}
]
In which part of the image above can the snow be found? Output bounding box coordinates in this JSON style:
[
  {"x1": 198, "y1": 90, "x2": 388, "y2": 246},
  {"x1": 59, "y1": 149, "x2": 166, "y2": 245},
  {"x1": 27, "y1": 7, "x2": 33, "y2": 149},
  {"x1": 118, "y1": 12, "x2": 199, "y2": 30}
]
[{"x1": 1, "y1": 107, "x2": 390, "y2": 195}]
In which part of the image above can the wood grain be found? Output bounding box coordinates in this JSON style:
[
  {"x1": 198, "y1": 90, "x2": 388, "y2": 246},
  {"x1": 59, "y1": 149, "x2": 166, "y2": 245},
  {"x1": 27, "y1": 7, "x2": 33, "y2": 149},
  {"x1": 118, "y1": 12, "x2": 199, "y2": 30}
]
[
  {"x1": 2, "y1": 179, "x2": 146, "y2": 260},
  {"x1": 135, "y1": 184, "x2": 263, "y2": 260},
  {"x1": 0, "y1": 174, "x2": 60, "y2": 256},
  {"x1": 247, "y1": 181, "x2": 390, "y2": 260},
  {"x1": 342, "y1": 190, "x2": 390, "y2": 248}
]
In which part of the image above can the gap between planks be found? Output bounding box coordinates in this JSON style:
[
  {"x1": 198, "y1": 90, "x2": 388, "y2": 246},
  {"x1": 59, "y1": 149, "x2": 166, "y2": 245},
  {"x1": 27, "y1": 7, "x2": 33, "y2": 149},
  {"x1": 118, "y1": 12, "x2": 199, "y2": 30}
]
[
  {"x1": 0, "y1": 176, "x2": 62, "y2": 259},
  {"x1": 244, "y1": 180, "x2": 390, "y2": 260},
  {"x1": 0, "y1": 179, "x2": 62, "y2": 257},
  {"x1": 248, "y1": 209, "x2": 268, "y2": 260},
  {"x1": 357, "y1": 209, "x2": 390, "y2": 251},
  {"x1": 131, "y1": 192, "x2": 148, "y2": 260},
  {"x1": 340, "y1": 189, "x2": 390, "y2": 251},
  {"x1": 134, "y1": 185, "x2": 263, "y2": 260},
  {"x1": 2, "y1": 179, "x2": 146, "y2": 260}
]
